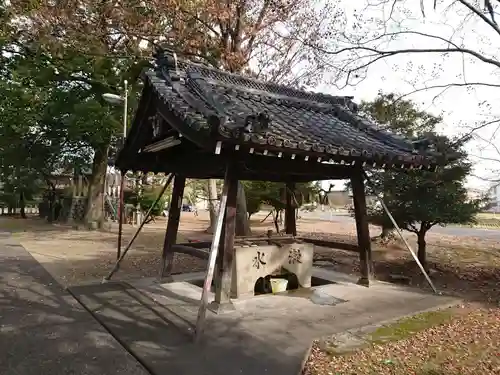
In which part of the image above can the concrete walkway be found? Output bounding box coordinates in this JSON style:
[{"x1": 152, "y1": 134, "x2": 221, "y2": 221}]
[{"x1": 0, "y1": 235, "x2": 149, "y2": 375}]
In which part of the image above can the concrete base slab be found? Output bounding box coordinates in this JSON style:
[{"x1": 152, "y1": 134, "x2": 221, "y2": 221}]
[
  {"x1": 69, "y1": 267, "x2": 460, "y2": 375},
  {"x1": 208, "y1": 301, "x2": 237, "y2": 314}
]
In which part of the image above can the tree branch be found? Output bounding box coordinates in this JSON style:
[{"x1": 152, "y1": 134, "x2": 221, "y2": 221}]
[
  {"x1": 407, "y1": 222, "x2": 419, "y2": 233},
  {"x1": 323, "y1": 44, "x2": 500, "y2": 72},
  {"x1": 456, "y1": 0, "x2": 500, "y2": 37},
  {"x1": 395, "y1": 81, "x2": 500, "y2": 102},
  {"x1": 245, "y1": 0, "x2": 270, "y2": 55}
]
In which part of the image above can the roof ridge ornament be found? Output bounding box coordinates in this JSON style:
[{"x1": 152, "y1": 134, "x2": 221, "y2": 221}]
[
  {"x1": 185, "y1": 70, "x2": 272, "y2": 138},
  {"x1": 154, "y1": 47, "x2": 180, "y2": 82}
]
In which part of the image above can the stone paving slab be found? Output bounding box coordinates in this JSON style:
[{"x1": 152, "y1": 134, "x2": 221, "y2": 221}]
[{"x1": 0, "y1": 238, "x2": 149, "y2": 375}]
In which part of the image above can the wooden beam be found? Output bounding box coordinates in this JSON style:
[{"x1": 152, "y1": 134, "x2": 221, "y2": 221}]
[
  {"x1": 350, "y1": 168, "x2": 373, "y2": 286},
  {"x1": 118, "y1": 148, "x2": 354, "y2": 181},
  {"x1": 299, "y1": 237, "x2": 358, "y2": 252},
  {"x1": 214, "y1": 167, "x2": 238, "y2": 304},
  {"x1": 285, "y1": 182, "x2": 297, "y2": 236},
  {"x1": 159, "y1": 174, "x2": 186, "y2": 279}
]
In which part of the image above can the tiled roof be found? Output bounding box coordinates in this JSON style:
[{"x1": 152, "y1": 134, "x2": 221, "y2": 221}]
[{"x1": 129, "y1": 49, "x2": 444, "y2": 170}]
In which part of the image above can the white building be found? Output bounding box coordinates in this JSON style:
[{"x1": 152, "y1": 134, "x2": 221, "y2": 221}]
[{"x1": 485, "y1": 184, "x2": 500, "y2": 212}]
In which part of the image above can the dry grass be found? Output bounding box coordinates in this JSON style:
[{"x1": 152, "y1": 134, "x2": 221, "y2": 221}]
[{"x1": 309, "y1": 230, "x2": 500, "y2": 305}]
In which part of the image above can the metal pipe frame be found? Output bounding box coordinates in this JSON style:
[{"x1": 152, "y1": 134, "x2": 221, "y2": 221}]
[
  {"x1": 363, "y1": 171, "x2": 438, "y2": 294},
  {"x1": 194, "y1": 166, "x2": 231, "y2": 342},
  {"x1": 104, "y1": 173, "x2": 174, "y2": 282}
]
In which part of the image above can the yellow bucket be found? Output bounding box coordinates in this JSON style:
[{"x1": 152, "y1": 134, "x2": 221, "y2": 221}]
[{"x1": 270, "y1": 278, "x2": 288, "y2": 293}]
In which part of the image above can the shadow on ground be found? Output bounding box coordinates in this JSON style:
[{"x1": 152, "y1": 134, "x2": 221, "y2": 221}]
[
  {"x1": 10, "y1": 217, "x2": 499, "y2": 308},
  {"x1": 67, "y1": 281, "x2": 309, "y2": 375},
  {"x1": 1, "y1": 238, "x2": 306, "y2": 375},
  {"x1": 0, "y1": 240, "x2": 148, "y2": 375}
]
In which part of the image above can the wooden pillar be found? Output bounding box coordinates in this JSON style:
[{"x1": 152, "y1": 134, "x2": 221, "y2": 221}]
[
  {"x1": 160, "y1": 175, "x2": 186, "y2": 279},
  {"x1": 285, "y1": 182, "x2": 297, "y2": 236},
  {"x1": 351, "y1": 169, "x2": 373, "y2": 286},
  {"x1": 214, "y1": 169, "x2": 238, "y2": 305}
]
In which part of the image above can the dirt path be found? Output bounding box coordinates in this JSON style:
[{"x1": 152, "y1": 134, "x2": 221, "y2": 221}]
[{"x1": 3, "y1": 212, "x2": 500, "y2": 298}]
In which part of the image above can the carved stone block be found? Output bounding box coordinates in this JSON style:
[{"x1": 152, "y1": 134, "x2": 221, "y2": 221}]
[{"x1": 230, "y1": 242, "x2": 314, "y2": 298}]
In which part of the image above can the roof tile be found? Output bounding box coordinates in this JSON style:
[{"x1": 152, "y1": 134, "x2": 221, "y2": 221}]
[{"x1": 142, "y1": 52, "x2": 441, "y2": 168}]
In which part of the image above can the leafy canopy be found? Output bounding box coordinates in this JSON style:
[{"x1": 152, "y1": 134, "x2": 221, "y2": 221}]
[{"x1": 360, "y1": 93, "x2": 481, "y2": 236}]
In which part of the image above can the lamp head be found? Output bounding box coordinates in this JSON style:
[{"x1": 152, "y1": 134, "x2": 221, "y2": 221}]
[{"x1": 102, "y1": 93, "x2": 125, "y2": 105}]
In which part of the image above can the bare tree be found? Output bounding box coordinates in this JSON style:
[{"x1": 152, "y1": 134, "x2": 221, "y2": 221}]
[
  {"x1": 145, "y1": 0, "x2": 340, "y2": 235},
  {"x1": 297, "y1": 0, "x2": 500, "y2": 181}
]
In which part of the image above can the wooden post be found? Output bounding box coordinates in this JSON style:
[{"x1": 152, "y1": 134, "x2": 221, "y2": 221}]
[
  {"x1": 214, "y1": 170, "x2": 238, "y2": 305},
  {"x1": 160, "y1": 175, "x2": 186, "y2": 279},
  {"x1": 285, "y1": 182, "x2": 297, "y2": 236},
  {"x1": 350, "y1": 169, "x2": 373, "y2": 286}
]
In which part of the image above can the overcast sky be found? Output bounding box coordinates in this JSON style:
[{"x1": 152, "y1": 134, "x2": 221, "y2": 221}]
[{"x1": 315, "y1": 0, "x2": 500, "y2": 191}]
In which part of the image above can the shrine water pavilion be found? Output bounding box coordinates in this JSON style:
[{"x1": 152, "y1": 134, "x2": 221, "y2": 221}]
[{"x1": 114, "y1": 48, "x2": 444, "y2": 337}]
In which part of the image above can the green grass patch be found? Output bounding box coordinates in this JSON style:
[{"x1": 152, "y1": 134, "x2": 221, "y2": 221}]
[{"x1": 367, "y1": 310, "x2": 455, "y2": 345}]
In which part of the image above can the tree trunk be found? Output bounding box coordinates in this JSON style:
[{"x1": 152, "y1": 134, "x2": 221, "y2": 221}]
[
  {"x1": 235, "y1": 182, "x2": 251, "y2": 236},
  {"x1": 206, "y1": 179, "x2": 218, "y2": 234},
  {"x1": 47, "y1": 184, "x2": 56, "y2": 223},
  {"x1": 19, "y1": 191, "x2": 26, "y2": 219},
  {"x1": 380, "y1": 225, "x2": 396, "y2": 239},
  {"x1": 417, "y1": 230, "x2": 427, "y2": 271},
  {"x1": 272, "y1": 210, "x2": 280, "y2": 234},
  {"x1": 84, "y1": 144, "x2": 109, "y2": 229}
]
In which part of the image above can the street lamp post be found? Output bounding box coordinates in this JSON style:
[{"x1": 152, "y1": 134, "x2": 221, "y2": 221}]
[
  {"x1": 102, "y1": 79, "x2": 128, "y2": 139},
  {"x1": 103, "y1": 80, "x2": 128, "y2": 260}
]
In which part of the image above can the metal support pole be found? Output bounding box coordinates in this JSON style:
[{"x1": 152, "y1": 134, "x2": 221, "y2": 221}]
[
  {"x1": 117, "y1": 172, "x2": 125, "y2": 260},
  {"x1": 116, "y1": 79, "x2": 128, "y2": 259},
  {"x1": 194, "y1": 170, "x2": 231, "y2": 342},
  {"x1": 363, "y1": 171, "x2": 438, "y2": 294},
  {"x1": 123, "y1": 80, "x2": 128, "y2": 138},
  {"x1": 104, "y1": 174, "x2": 173, "y2": 282}
]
